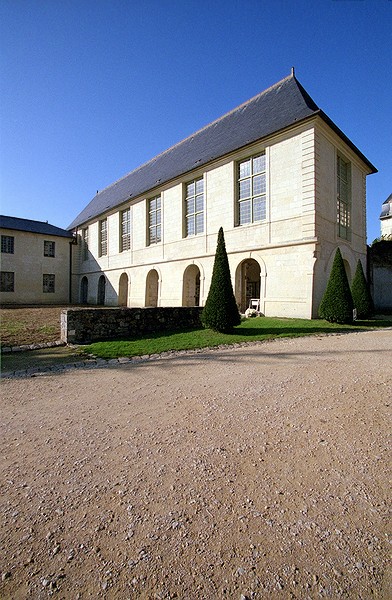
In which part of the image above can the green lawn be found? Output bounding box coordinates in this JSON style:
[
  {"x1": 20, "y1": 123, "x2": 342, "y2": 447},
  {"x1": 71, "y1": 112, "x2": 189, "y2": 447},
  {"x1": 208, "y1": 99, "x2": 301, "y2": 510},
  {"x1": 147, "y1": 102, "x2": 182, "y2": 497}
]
[{"x1": 81, "y1": 316, "x2": 391, "y2": 359}]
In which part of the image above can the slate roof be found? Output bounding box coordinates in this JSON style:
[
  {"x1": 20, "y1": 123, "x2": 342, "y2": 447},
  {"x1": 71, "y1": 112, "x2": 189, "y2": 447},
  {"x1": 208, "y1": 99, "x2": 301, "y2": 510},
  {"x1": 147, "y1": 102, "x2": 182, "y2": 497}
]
[
  {"x1": 68, "y1": 72, "x2": 377, "y2": 230},
  {"x1": 0, "y1": 215, "x2": 75, "y2": 238}
]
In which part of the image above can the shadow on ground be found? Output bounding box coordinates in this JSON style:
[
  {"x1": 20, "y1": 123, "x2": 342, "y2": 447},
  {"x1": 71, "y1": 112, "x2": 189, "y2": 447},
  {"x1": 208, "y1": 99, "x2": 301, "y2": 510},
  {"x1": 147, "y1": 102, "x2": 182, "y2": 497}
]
[{"x1": 1, "y1": 346, "x2": 85, "y2": 374}]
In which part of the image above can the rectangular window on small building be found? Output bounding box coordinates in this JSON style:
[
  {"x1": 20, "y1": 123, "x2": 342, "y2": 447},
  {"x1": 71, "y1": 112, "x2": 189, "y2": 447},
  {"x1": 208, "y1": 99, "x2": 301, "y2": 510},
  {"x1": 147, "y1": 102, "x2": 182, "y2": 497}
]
[
  {"x1": 148, "y1": 196, "x2": 161, "y2": 245},
  {"x1": 82, "y1": 227, "x2": 89, "y2": 261},
  {"x1": 1, "y1": 235, "x2": 14, "y2": 254},
  {"x1": 43, "y1": 274, "x2": 55, "y2": 293},
  {"x1": 0, "y1": 271, "x2": 14, "y2": 292},
  {"x1": 44, "y1": 240, "x2": 55, "y2": 257},
  {"x1": 337, "y1": 154, "x2": 351, "y2": 240},
  {"x1": 237, "y1": 153, "x2": 266, "y2": 226},
  {"x1": 99, "y1": 219, "x2": 107, "y2": 256},
  {"x1": 120, "y1": 208, "x2": 131, "y2": 252},
  {"x1": 185, "y1": 177, "x2": 204, "y2": 236}
]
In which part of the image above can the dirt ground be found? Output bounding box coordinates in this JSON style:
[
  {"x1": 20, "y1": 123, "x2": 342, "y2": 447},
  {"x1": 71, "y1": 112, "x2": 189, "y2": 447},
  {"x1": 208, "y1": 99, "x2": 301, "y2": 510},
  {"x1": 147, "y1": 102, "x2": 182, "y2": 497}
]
[
  {"x1": 0, "y1": 329, "x2": 391, "y2": 599},
  {"x1": 0, "y1": 306, "x2": 65, "y2": 347}
]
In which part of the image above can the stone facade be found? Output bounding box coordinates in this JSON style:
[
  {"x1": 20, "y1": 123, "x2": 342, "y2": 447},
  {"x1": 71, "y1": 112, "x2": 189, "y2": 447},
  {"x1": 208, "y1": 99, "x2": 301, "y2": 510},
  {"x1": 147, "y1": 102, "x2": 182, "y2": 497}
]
[
  {"x1": 71, "y1": 120, "x2": 373, "y2": 319},
  {"x1": 0, "y1": 221, "x2": 75, "y2": 305},
  {"x1": 61, "y1": 307, "x2": 203, "y2": 344}
]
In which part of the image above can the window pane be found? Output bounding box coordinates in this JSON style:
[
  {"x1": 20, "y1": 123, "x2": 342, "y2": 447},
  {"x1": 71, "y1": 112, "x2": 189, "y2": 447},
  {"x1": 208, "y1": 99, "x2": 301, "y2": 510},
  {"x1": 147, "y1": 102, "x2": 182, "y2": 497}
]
[
  {"x1": 44, "y1": 241, "x2": 55, "y2": 257},
  {"x1": 156, "y1": 225, "x2": 161, "y2": 242},
  {"x1": 195, "y1": 179, "x2": 203, "y2": 194},
  {"x1": 0, "y1": 271, "x2": 14, "y2": 292},
  {"x1": 239, "y1": 159, "x2": 251, "y2": 179},
  {"x1": 239, "y1": 200, "x2": 251, "y2": 224},
  {"x1": 338, "y1": 157, "x2": 348, "y2": 182},
  {"x1": 195, "y1": 194, "x2": 204, "y2": 212},
  {"x1": 339, "y1": 180, "x2": 348, "y2": 202},
  {"x1": 1, "y1": 235, "x2": 14, "y2": 254},
  {"x1": 43, "y1": 274, "x2": 55, "y2": 293},
  {"x1": 239, "y1": 179, "x2": 251, "y2": 199},
  {"x1": 253, "y1": 154, "x2": 265, "y2": 173},
  {"x1": 187, "y1": 217, "x2": 195, "y2": 236},
  {"x1": 186, "y1": 198, "x2": 195, "y2": 215},
  {"x1": 253, "y1": 174, "x2": 266, "y2": 196},
  {"x1": 253, "y1": 196, "x2": 266, "y2": 221},
  {"x1": 195, "y1": 212, "x2": 204, "y2": 233},
  {"x1": 185, "y1": 179, "x2": 204, "y2": 236},
  {"x1": 186, "y1": 182, "x2": 195, "y2": 197}
]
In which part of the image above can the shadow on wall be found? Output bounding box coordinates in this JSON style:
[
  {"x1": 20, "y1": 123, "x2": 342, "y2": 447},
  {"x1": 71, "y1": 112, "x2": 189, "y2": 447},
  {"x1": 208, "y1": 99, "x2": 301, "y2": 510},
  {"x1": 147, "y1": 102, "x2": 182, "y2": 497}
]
[
  {"x1": 368, "y1": 241, "x2": 392, "y2": 313},
  {"x1": 79, "y1": 273, "x2": 118, "y2": 306},
  {"x1": 75, "y1": 243, "x2": 203, "y2": 309}
]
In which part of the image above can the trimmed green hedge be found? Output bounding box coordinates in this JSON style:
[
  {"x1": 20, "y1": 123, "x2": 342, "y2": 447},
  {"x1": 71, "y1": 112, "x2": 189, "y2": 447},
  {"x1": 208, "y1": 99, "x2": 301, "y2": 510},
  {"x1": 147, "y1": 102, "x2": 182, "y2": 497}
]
[
  {"x1": 201, "y1": 227, "x2": 241, "y2": 332},
  {"x1": 319, "y1": 248, "x2": 354, "y2": 324},
  {"x1": 351, "y1": 259, "x2": 373, "y2": 319}
]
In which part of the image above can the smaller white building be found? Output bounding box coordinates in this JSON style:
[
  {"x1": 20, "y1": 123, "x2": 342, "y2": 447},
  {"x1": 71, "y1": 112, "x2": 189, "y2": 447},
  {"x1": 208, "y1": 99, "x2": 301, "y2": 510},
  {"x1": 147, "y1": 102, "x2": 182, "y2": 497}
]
[
  {"x1": 0, "y1": 216, "x2": 76, "y2": 305},
  {"x1": 380, "y1": 194, "x2": 392, "y2": 238}
]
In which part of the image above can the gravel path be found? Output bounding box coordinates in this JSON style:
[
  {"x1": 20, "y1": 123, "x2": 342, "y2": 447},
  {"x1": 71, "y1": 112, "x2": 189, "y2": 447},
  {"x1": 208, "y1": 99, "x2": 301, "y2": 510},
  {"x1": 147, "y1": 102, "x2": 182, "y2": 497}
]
[{"x1": 1, "y1": 329, "x2": 391, "y2": 599}]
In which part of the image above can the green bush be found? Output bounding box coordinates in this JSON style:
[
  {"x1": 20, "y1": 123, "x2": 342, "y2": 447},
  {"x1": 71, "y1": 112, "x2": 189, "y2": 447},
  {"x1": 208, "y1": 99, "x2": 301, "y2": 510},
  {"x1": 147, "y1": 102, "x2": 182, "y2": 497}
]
[
  {"x1": 201, "y1": 227, "x2": 241, "y2": 332},
  {"x1": 319, "y1": 248, "x2": 354, "y2": 324},
  {"x1": 351, "y1": 259, "x2": 373, "y2": 319}
]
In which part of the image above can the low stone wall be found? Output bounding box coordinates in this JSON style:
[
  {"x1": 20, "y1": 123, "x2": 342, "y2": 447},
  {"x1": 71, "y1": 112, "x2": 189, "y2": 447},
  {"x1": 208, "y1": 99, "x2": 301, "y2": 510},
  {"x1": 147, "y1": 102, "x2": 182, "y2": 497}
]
[{"x1": 61, "y1": 307, "x2": 203, "y2": 344}]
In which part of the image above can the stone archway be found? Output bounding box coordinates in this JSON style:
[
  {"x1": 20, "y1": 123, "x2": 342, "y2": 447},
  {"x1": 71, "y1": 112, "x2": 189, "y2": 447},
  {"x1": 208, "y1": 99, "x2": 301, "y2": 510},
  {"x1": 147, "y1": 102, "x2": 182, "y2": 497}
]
[
  {"x1": 118, "y1": 272, "x2": 129, "y2": 307},
  {"x1": 145, "y1": 269, "x2": 159, "y2": 307},
  {"x1": 80, "y1": 276, "x2": 88, "y2": 304},
  {"x1": 182, "y1": 265, "x2": 201, "y2": 306},
  {"x1": 235, "y1": 258, "x2": 261, "y2": 313},
  {"x1": 97, "y1": 275, "x2": 106, "y2": 306}
]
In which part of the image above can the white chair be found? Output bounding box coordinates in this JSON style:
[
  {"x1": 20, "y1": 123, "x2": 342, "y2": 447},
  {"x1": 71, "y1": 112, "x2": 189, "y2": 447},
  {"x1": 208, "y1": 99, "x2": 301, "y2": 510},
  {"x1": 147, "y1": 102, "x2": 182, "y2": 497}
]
[{"x1": 249, "y1": 298, "x2": 260, "y2": 311}]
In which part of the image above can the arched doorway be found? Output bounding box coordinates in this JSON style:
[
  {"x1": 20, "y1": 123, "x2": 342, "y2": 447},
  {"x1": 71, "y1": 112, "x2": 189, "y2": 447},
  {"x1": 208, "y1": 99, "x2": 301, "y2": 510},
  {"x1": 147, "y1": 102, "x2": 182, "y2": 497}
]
[
  {"x1": 97, "y1": 275, "x2": 106, "y2": 305},
  {"x1": 118, "y1": 273, "x2": 129, "y2": 306},
  {"x1": 235, "y1": 259, "x2": 261, "y2": 312},
  {"x1": 145, "y1": 269, "x2": 159, "y2": 307},
  {"x1": 182, "y1": 265, "x2": 201, "y2": 306},
  {"x1": 80, "y1": 276, "x2": 88, "y2": 304}
]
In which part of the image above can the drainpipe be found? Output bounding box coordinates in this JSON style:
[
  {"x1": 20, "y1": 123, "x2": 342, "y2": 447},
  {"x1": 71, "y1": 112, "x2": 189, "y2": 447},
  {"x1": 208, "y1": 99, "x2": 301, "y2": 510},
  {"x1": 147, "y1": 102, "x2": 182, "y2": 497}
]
[
  {"x1": 69, "y1": 241, "x2": 73, "y2": 303},
  {"x1": 69, "y1": 234, "x2": 77, "y2": 303}
]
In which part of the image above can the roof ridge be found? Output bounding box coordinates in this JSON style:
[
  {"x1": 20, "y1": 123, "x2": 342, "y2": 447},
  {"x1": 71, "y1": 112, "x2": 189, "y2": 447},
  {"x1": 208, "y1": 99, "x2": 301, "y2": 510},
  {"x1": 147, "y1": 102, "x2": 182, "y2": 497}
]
[
  {"x1": 0, "y1": 214, "x2": 50, "y2": 225},
  {"x1": 95, "y1": 72, "x2": 297, "y2": 198}
]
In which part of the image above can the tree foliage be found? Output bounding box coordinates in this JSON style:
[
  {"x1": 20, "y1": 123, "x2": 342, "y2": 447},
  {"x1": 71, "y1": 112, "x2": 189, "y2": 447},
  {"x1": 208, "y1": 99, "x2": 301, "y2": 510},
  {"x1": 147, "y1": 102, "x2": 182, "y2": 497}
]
[
  {"x1": 318, "y1": 248, "x2": 354, "y2": 324},
  {"x1": 351, "y1": 259, "x2": 373, "y2": 319},
  {"x1": 201, "y1": 227, "x2": 241, "y2": 332}
]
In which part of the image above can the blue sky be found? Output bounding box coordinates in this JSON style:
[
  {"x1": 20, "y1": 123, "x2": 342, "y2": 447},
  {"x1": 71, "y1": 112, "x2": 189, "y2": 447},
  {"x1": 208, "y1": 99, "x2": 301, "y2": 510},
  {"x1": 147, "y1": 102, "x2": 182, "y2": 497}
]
[{"x1": 1, "y1": 0, "x2": 391, "y2": 243}]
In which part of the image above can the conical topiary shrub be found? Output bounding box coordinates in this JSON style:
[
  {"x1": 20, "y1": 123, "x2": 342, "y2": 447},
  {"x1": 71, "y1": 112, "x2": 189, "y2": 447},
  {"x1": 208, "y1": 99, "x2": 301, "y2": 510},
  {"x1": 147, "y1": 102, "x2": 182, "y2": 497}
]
[
  {"x1": 351, "y1": 259, "x2": 373, "y2": 319},
  {"x1": 319, "y1": 248, "x2": 354, "y2": 324},
  {"x1": 201, "y1": 227, "x2": 241, "y2": 332}
]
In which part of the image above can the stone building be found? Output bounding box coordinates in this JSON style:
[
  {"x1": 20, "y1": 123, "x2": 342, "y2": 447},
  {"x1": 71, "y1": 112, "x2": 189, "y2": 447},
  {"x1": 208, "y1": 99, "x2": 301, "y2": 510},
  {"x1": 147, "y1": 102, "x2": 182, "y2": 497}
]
[
  {"x1": 0, "y1": 216, "x2": 75, "y2": 305},
  {"x1": 67, "y1": 72, "x2": 375, "y2": 318}
]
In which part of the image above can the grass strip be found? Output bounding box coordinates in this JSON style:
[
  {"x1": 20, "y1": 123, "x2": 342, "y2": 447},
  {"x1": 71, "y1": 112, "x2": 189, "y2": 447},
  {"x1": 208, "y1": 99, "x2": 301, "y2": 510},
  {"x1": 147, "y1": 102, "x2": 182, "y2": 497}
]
[{"x1": 81, "y1": 317, "x2": 391, "y2": 360}]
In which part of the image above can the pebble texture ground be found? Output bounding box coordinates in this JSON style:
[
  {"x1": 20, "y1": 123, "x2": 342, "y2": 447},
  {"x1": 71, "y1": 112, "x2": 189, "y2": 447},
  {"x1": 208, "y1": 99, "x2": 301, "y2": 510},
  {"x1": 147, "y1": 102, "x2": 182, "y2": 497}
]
[{"x1": 0, "y1": 330, "x2": 391, "y2": 599}]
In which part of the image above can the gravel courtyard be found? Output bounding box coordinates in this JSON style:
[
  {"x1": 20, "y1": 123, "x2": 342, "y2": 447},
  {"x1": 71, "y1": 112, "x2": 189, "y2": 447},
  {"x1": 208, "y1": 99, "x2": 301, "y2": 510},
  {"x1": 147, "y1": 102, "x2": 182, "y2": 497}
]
[{"x1": 1, "y1": 329, "x2": 391, "y2": 599}]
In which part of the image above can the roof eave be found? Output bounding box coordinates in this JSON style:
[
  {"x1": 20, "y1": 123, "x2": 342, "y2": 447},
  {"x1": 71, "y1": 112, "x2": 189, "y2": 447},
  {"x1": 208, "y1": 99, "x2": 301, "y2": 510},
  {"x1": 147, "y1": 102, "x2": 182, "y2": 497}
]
[{"x1": 317, "y1": 110, "x2": 377, "y2": 174}]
